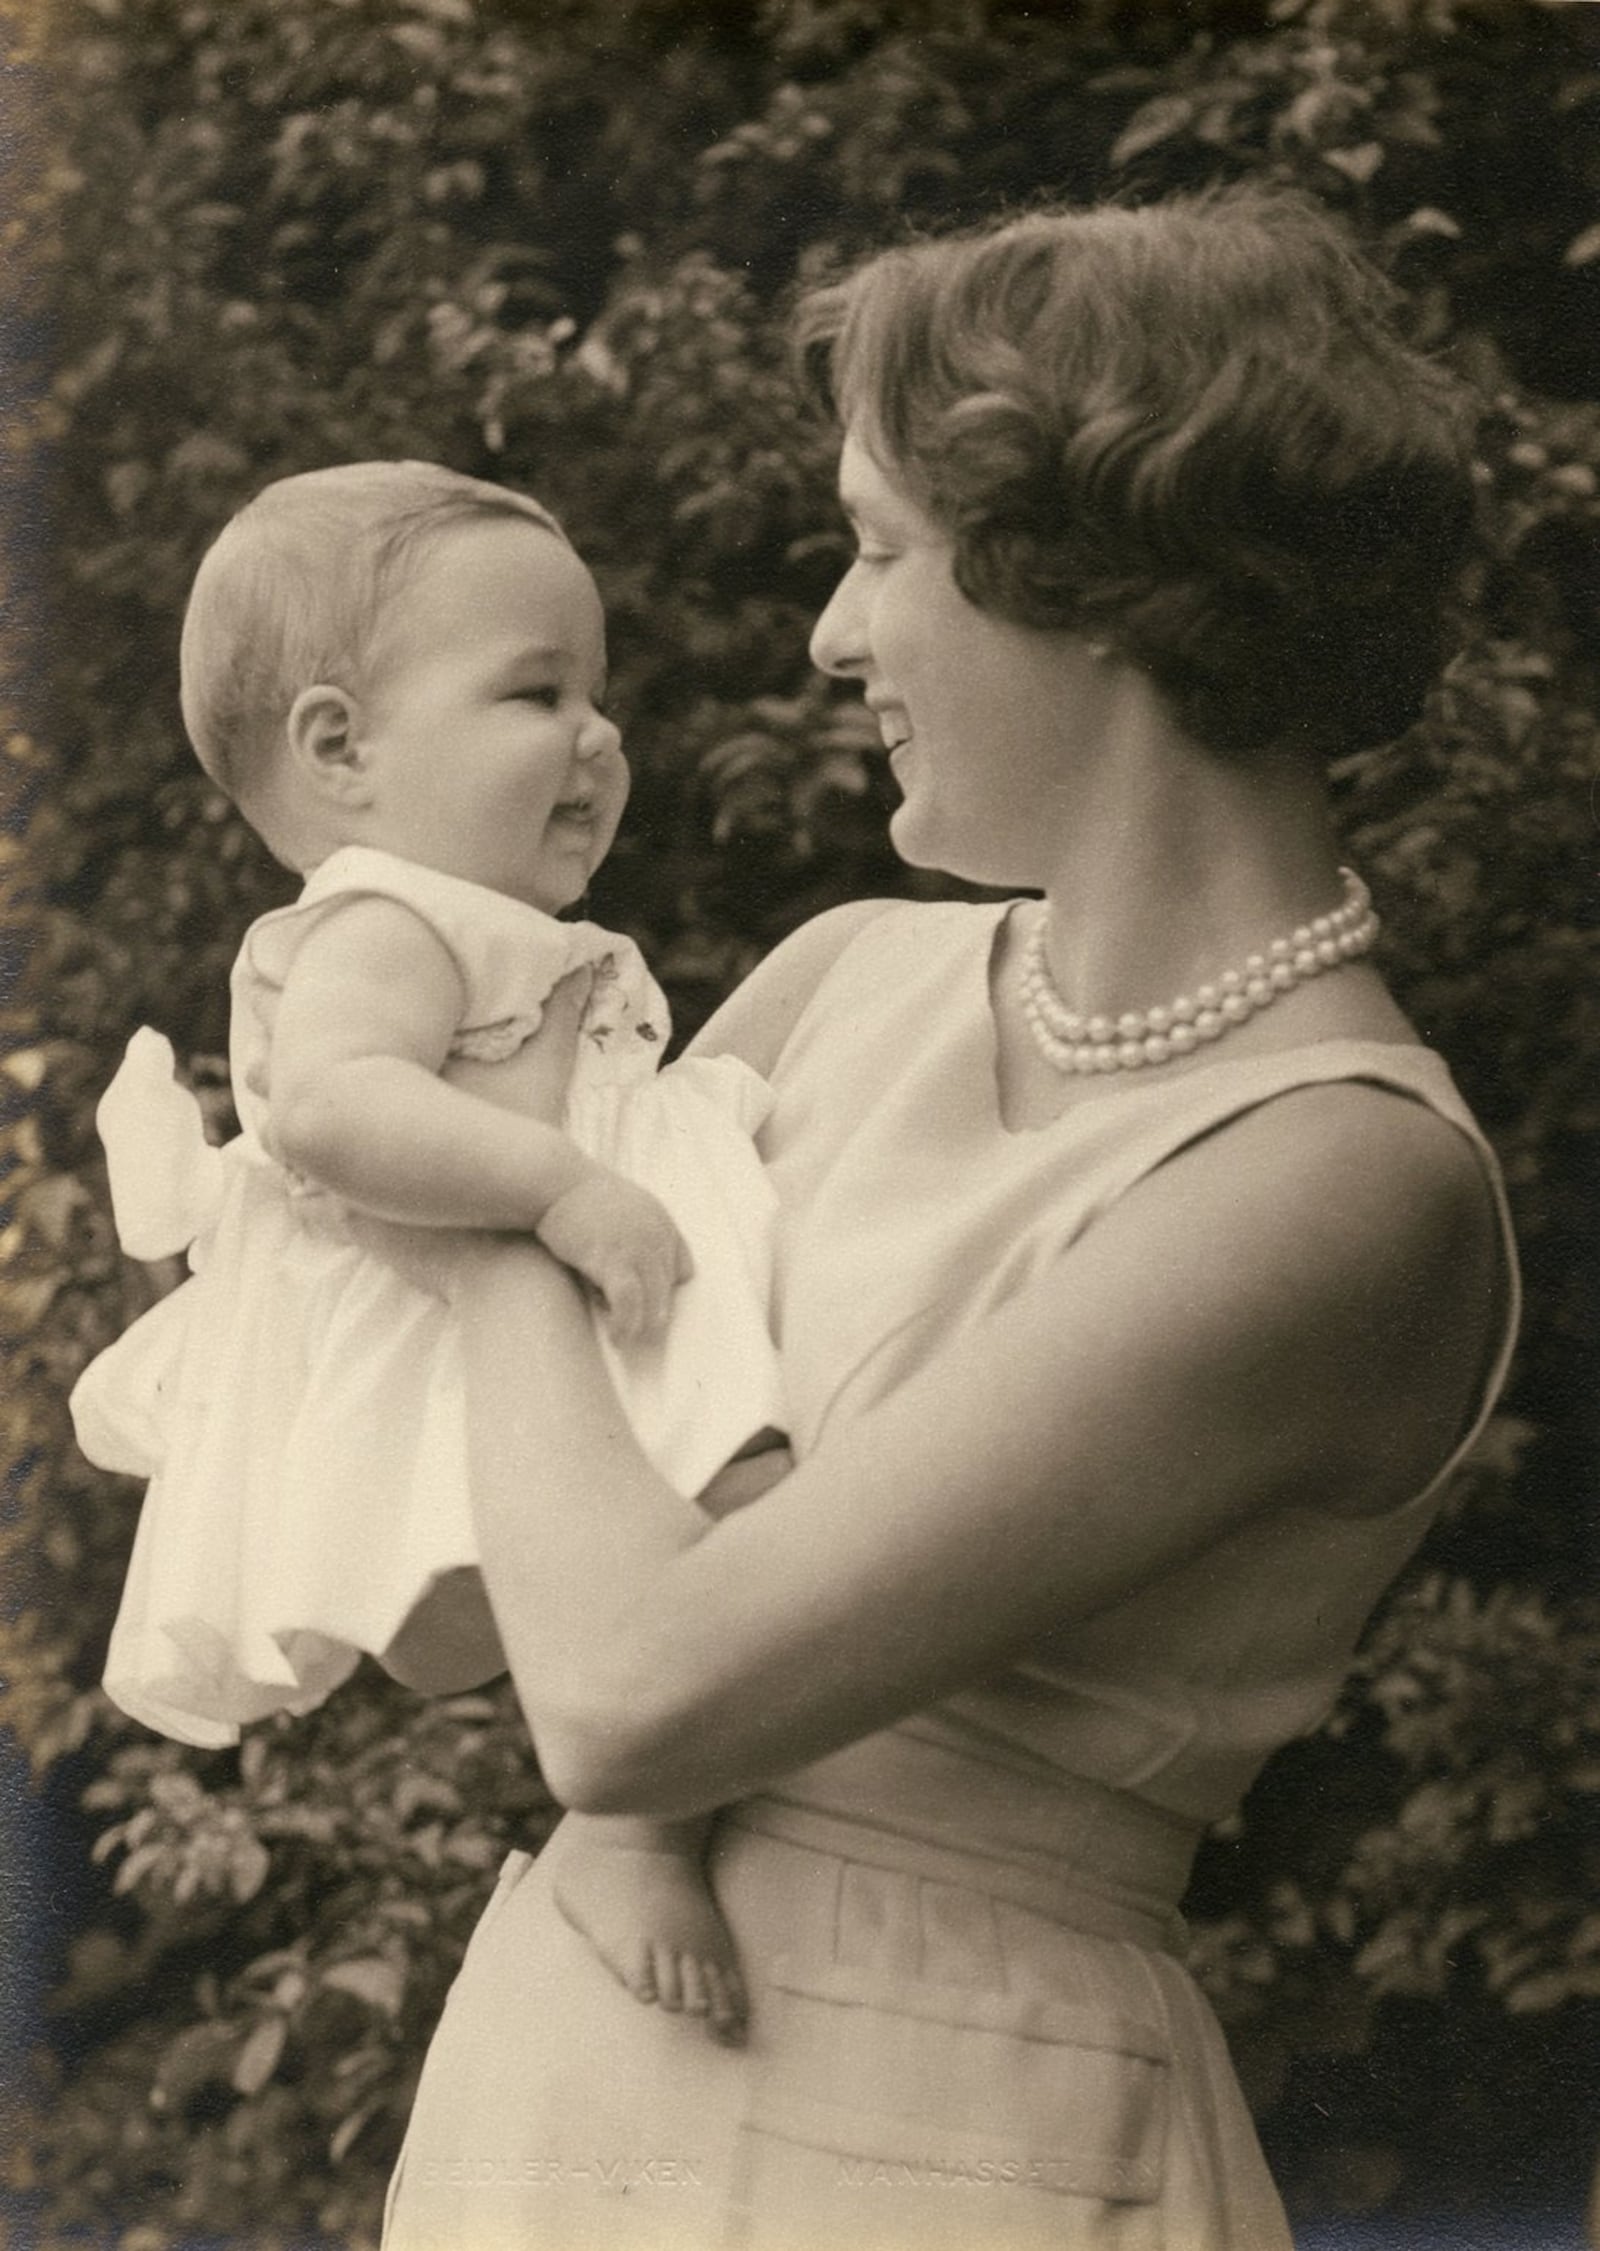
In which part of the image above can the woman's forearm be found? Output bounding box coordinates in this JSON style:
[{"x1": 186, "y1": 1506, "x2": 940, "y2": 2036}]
[
  {"x1": 459, "y1": 1243, "x2": 716, "y2": 1803},
  {"x1": 459, "y1": 1089, "x2": 1498, "y2": 1824}
]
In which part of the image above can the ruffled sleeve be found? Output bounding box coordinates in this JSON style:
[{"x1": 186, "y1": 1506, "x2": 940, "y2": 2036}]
[{"x1": 229, "y1": 848, "x2": 664, "y2": 1124}]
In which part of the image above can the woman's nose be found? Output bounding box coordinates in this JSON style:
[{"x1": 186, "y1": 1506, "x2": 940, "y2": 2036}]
[{"x1": 809, "y1": 565, "x2": 867, "y2": 679}]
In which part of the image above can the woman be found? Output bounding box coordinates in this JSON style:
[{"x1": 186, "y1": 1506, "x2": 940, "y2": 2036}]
[{"x1": 383, "y1": 185, "x2": 1518, "y2": 2250}]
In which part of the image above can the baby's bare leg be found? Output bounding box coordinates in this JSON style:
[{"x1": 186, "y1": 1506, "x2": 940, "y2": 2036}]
[
  {"x1": 550, "y1": 1447, "x2": 790, "y2": 2043},
  {"x1": 382, "y1": 1569, "x2": 505, "y2": 1694},
  {"x1": 549, "y1": 1812, "x2": 746, "y2": 2041}
]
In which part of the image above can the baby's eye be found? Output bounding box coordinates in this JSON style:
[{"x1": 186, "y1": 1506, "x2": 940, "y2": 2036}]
[
  {"x1": 853, "y1": 543, "x2": 896, "y2": 568},
  {"x1": 516, "y1": 684, "x2": 563, "y2": 709}
]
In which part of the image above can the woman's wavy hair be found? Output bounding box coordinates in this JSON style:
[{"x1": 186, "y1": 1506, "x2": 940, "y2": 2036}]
[{"x1": 795, "y1": 185, "x2": 1475, "y2": 758}]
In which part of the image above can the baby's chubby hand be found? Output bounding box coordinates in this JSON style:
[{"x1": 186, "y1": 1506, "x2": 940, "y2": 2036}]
[{"x1": 537, "y1": 1166, "x2": 694, "y2": 1347}]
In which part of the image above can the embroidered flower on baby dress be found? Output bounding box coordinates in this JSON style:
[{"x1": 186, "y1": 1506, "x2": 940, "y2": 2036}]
[
  {"x1": 442, "y1": 946, "x2": 662, "y2": 1067},
  {"x1": 582, "y1": 952, "x2": 661, "y2": 1051}
]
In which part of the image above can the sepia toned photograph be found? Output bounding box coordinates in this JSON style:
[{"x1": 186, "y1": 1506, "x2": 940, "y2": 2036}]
[{"x1": 2, "y1": 3, "x2": 1596, "y2": 2247}]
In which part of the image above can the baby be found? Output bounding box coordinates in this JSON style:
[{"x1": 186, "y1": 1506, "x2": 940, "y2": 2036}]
[{"x1": 70, "y1": 460, "x2": 789, "y2": 2042}]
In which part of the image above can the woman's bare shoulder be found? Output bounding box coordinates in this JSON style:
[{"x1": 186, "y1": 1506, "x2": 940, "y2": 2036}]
[
  {"x1": 1233, "y1": 1073, "x2": 1493, "y2": 1244},
  {"x1": 687, "y1": 897, "x2": 906, "y2": 1075},
  {"x1": 1139, "y1": 1073, "x2": 1503, "y2": 1515}
]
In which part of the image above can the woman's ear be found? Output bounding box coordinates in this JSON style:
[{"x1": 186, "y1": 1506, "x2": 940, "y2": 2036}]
[{"x1": 286, "y1": 684, "x2": 372, "y2": 807}]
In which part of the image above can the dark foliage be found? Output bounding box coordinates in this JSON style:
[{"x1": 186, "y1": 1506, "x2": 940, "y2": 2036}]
[{"x1": 4, "y1": 1, "x2": 1596, "y2": 2239}]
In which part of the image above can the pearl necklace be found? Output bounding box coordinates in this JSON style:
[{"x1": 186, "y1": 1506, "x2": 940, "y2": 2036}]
[{"x1": 1019, "y1": 867, "x2": 1379, "y2": 1075}]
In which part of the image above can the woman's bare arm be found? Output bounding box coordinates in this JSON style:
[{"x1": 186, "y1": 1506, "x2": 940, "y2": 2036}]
[{"x1": 466, "y1": 1080, "x2": 1499, "y2": 1819}]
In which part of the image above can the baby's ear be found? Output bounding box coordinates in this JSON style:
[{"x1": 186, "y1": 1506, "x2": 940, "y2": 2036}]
[{"x1": 286, "y1": 684, "x2": 370, "y2": 805}]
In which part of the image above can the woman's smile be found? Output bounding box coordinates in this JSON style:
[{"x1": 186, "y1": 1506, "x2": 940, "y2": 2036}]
[
  {"x1": 869, "y1": 697, "x2": 913, "y2": 754},
  {"x1": 812, "y1": 430, "x2": 1109, "y2": 891}
]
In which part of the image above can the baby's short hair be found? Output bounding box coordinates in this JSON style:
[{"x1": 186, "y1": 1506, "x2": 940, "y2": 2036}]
[
  {"x1": 797, "y1": 185, "x2": 1474, "y2": 759},
  {"x1": 179, "y1": 461, "x2": 567, "y2": 803}
]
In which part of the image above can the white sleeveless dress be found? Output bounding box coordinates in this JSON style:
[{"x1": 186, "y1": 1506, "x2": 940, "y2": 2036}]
[
  {"x1": 71, "y1": 847, "x2": 784, "y2": 1748},
  {"x1": 383, "y1": 900, "x2": 1519, "y2": 2251}
]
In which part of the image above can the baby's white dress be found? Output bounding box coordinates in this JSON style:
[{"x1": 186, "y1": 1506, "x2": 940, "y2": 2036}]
[{"x1": 70, "y1": 846, "x2": 784, "y2": 1749}]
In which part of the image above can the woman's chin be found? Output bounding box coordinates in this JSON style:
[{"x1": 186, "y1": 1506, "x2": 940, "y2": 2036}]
[
  {"x1": 887, "y1": 801, "x2": 947, "y2": 873},
  {"x1": 888, "y1": 803, "x2": 1015, "y2": 889}
]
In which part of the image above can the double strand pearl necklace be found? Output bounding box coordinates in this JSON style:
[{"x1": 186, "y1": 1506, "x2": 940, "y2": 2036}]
[{"x1": 1019, "y1": 867, "x2": 1379, "y2": 1076}]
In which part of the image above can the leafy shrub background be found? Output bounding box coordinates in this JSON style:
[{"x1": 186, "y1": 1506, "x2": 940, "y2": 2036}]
[{"x1": 3, "y1": 0, "x2": 1597, "y2": 2240}]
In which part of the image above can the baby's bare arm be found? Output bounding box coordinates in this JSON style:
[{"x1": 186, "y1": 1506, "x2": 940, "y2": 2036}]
[
  {"x1": 442, "y1": 967, "x2": 591, "y2": 1124},
  {"x1": 274, "y1": 917, "x2": 685, "y2": 1341},
  {"x1": 270, "y1": 900, "x2": 600, "y2": 1230}
]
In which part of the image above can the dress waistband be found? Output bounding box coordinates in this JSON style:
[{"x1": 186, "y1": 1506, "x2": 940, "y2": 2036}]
[{"x1": 727, "y1": 1728, "x2": 1204, "y2": 1956}]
